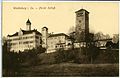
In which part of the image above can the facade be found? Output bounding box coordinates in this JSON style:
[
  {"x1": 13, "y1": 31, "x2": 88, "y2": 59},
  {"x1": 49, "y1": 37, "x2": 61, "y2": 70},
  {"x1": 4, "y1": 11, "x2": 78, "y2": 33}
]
[
  {"x1": 74, "y1": 42, "x2": 86, "y2": 48},
  {"x1": 7, "y1": 19, "x2": 42, "y2": 52},
  {"x1": 7, "y1": 19, "x2": 71, "y2": 53},
  {"x1": 41, "y1": 26, "x2": 72, "y2": 53},
  {"x1": 94, "y1": 39, "x2": 112, "y2": 48},
  {"x1": 47, "y1": 33, "x2": 71, "y2": 53}
]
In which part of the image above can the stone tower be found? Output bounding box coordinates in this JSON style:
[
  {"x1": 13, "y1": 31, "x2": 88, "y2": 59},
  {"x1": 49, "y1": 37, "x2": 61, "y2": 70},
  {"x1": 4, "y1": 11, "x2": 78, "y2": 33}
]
[
  {"x1": 42, "y1": 27, "x2": 48, "y2": 48},
  {"x1": 75, "y1": 9, "x2": 89, "y2": 42},
  {"x1": 26, "y1": 19, "x2": 31, "y2": 31}
]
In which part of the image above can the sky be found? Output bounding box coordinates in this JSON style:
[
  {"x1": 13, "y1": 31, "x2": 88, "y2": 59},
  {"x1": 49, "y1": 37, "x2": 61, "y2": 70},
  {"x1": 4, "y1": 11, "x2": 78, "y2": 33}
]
[{"x1": 2, "y1": 2, "x2": 119, "y2": 37}]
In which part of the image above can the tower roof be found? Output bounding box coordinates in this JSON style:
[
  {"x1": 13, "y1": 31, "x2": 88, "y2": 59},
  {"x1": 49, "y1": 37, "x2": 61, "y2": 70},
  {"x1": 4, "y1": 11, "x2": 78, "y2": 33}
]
[
  {"x1": 42, "y1": 26, "x2": 48, "y2": 30},
  {"x1": 26, "y1": 19, "x2": 31, "y2": 24},
  {"x1": 75, "y1": 9, "x2": 89, "y2": 14}
]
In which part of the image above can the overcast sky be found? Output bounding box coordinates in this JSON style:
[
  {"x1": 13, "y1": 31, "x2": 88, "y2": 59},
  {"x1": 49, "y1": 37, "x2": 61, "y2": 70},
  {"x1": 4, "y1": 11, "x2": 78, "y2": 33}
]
[{"x1": 3, "y1": 2, "x2": 119, "y2": 37}]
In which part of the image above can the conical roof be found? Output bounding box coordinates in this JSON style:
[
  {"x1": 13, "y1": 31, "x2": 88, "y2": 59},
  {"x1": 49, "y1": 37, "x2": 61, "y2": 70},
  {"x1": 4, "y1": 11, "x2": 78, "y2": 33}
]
[{"x1": 26, "y1": 19, "x2": 31, "y2": 24}]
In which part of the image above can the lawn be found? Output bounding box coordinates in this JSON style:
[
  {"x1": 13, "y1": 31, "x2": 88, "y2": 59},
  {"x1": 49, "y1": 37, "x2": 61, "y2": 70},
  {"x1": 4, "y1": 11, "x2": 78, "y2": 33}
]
[{"x1": 18, "y1": 63, "x2": 119, "y2": 77}]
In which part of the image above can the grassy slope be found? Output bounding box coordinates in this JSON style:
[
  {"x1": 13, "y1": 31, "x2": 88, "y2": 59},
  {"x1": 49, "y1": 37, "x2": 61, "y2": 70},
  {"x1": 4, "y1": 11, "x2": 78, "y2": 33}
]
[{"x1": 19, "y1": 63, "x2": 119, "y2": 77}]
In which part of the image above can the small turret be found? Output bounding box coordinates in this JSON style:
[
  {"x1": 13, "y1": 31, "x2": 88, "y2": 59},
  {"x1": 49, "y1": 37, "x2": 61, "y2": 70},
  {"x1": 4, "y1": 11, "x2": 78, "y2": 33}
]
[{"x1": 26, "y1": 19, "x2": 31, "y2": 31}]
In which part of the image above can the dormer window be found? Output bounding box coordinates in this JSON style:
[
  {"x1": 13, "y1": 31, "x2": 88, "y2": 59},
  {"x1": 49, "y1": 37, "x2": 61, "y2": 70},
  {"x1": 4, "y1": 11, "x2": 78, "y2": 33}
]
[{"x1": 18, "y1": 28, "x2": 23, "y2": 36}]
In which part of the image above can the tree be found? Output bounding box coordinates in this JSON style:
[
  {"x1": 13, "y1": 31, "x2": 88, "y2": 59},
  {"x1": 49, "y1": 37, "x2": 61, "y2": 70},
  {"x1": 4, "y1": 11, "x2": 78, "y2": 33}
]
[
  {"x1": 87, "y1": 45, "x2": 99, "y2": 64},
  {"x1": 2, "y1": 42, "x2": 21, "y2": 76},
  {"x1": 68, "y1": 26, "x2": 77, "y2": 49},
  {"x1": 75, "y1": 30, "x2": 85, "y2": 42},
  {"x1": 94, "y1": 32, "x2": 111, "y2": 41},
  {"x1": 116, "y1": 41, "x2": 119, "y2": 48},
  {"x1": 68, "y1": 26, "x2": 75, "y2": 34},
  {"x1": 94, "y1": 32, "x2": 105, "y2": 40},
  {"x1": 105, "y1": 34, "x2": 110, "y2": 39},
  {"x1": 54, "y1": 48, "x2": 65, "y2": 63},
  {"x1": 35, "y1": 45, "x2": 46, "y2": 54},
  {"x1": 106, "y1": 41, "x2": 113, "y2": 48},
  {"x1": 69, "y1": 32, "x2": 76, "y2": 49},
  {"x1": 2, "y1": 38, "x2": 8, "y2": 69}
]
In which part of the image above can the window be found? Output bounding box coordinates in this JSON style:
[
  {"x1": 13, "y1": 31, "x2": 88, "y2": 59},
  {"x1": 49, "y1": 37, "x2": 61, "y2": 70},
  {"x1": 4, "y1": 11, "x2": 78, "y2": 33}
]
[
  {"x1": 35, "y1": 36, "x2": 39, "y2": 39},
  {"x1": 30, "y1": 41, "x2": 33, "y2": 43},
  {"x1": 24, "y1": 37, "x2": 28, "y2": 39},
  {"x1": 77, "y1": 12, "x2": 84, "y2": 17},
  {"x1": 30, "y1": 36, "x2": 33, "y2": 38},
  {"x1": 19, "y1": 42, "x2": 22, "y2": 44},
  {"x1": 55, "y1": 46, "x2": 57, "y2": 48},
  {"x1": 12, "y1": 43, "x2": 17, "y2": 46},
  {"x1": 23, "y1": 41, "x2": 29, "y2": 44},
  {"x1": 8, "y1": 39, "x2": 12, "y2": 42},
  {"x1": 68, "y1": 43, "x2": 71, "y2": 45},
  {"x1": 36, "y1": 40, "x2": 38, "y2": 43},
  {"x1": 19, "y1": 37, "x2": 22, "y2": 40},
  {"x1": 60, "y1": 45, "x2": 63, "y2": 47},
  {"x1": 79, "y1": 20, "x2": 81, "y2": 23},
  {"x1": 23, "y1": 37, "x2": 26, "y2": 39}
]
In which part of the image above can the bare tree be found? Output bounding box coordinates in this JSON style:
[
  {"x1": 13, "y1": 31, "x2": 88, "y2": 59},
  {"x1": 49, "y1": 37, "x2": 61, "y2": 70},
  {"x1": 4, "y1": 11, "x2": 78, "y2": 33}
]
[
  {"x1": 69, "y1": 32, "x2": 76, "y2": 49},
  {"x1": 105, "y1": 34, "x2": 110, "y2": 39},
  {"x1": 94, "y1": 32, "x2": 104, "y2": 40},
  {"x1": 68, "y1": 26, "x2": 75, "y2": 34},
  {"x1": 68, "y1": 26, "x2": 76, "y2": 49}
]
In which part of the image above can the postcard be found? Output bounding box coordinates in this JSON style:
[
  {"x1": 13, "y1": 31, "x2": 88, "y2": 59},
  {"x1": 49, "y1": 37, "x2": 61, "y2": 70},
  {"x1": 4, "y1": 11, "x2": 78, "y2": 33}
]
[{"x1": 2, "y1": 2, "x2": 119, "y2": 77}]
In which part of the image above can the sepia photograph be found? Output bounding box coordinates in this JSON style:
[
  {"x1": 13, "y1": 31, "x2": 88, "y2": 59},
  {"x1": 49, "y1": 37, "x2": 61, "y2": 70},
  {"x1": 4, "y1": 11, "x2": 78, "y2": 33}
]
[{"x1": 2, "y1": 2, "x2": 119, "y2": 77}]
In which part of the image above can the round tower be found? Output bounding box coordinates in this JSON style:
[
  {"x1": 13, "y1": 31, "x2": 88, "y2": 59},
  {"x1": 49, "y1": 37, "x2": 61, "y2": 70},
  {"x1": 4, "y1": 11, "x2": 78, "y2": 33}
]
[
  {"x1": 26, "y1": 19, "x2": 31, "y2": 31},
  {"x1": 42, "y1": 27, "x2": 48, "y2": 48}
]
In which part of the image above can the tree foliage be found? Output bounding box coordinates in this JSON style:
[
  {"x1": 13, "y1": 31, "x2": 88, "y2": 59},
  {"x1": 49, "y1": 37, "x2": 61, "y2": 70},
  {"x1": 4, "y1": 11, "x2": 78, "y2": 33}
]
[{"x1": 2, "y1": 43, "x2": 46, "y2": 76}]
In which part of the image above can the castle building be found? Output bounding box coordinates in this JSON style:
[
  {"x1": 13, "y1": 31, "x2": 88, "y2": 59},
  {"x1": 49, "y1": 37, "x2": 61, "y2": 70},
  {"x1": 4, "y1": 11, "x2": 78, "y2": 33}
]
[
  {"x1": 6, "y1": 9, "x2": 115, "y2": 53},
  {"x1": 41, "y1": 27, "x2": 72, "y2": 53},
  {"x1": 7, "y1": 19, "x2": 42, "y2": 52},
  {"x1": 75, "y1": 9, "x2": 89, "y2": 46},
  {"x1": 47, "y1": 33, "x2": 71, "y2": 53},
  {"x1": 6, "y1": 9, "x2": 90, "y2": 53},
  {"x1": 7, "y1": 19, "x2": 71, "y2": 53}
]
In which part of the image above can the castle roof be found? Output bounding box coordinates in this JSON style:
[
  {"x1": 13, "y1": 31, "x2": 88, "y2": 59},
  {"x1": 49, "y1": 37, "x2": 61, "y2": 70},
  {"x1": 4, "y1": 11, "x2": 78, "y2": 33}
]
[
  {"x1": 75, "y1": 9, "x2": 89, "y2": 14},
  {"x1": 8, "y1": 29, "x2": 41, "y2": 37},
  {"x1": 26, "y1": 19, "x2": 31, "y2": 24},
  {"x1": 42, "y1": 26, "x2": 48, "y2": 30},
  {"x1": 49, "y1": 33, "x2": 69, "y2": 38}
]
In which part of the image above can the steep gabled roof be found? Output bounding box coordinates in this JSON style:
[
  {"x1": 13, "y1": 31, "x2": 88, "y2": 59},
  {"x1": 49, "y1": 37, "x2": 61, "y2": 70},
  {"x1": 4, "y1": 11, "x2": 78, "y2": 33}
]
[
  {"x1": 8, "y1": 29, "x2": 41, "y2": 37},
  {"x1": 21, "y1": 29, "x2": 41, "y2": 35},
  {"x1": 8, "y1": 32, "x2": 18, "y2": 37}
]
